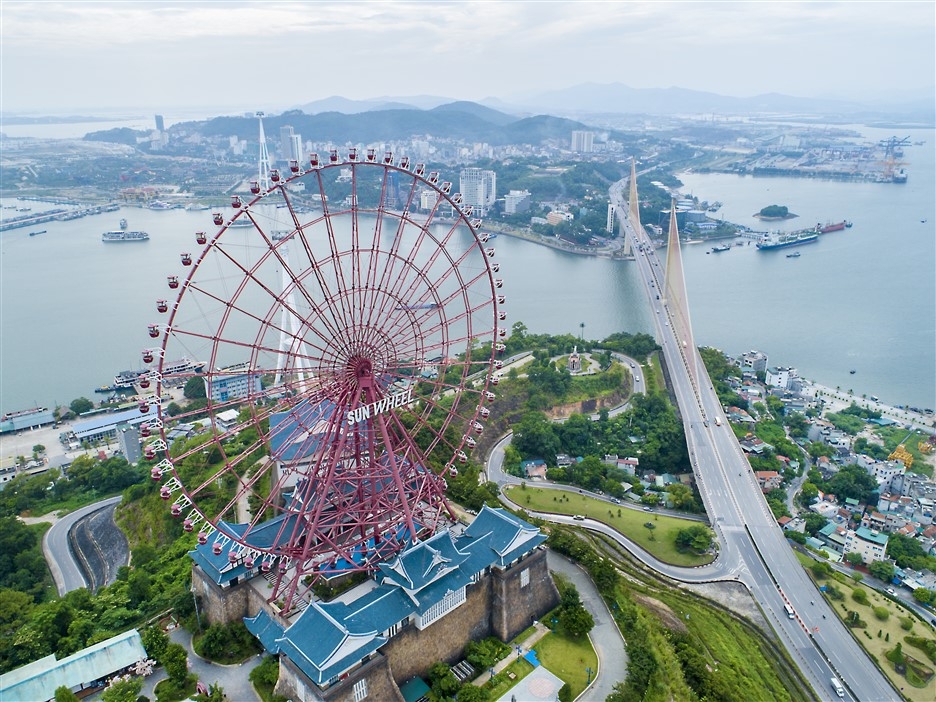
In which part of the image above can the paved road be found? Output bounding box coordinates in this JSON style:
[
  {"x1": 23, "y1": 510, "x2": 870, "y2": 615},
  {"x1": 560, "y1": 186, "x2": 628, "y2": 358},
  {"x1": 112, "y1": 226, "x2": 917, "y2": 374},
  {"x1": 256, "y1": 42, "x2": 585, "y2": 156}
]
[
  {"x1": 546, "y1": 551, "x2": 628, "y2": 702},
  {"x1": 611, "y1": 179, "x2": 897, "y2": 702},
  {"x1": 43, "y1": 495, "x2": 123, "y2": 595}
]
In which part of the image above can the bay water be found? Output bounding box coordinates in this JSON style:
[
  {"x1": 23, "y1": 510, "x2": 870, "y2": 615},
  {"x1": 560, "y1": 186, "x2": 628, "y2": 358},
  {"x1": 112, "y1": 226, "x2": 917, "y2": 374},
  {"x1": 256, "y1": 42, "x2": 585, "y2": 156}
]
[{"x1": 1, "y1": 125, "x2": 932, "y2": 413}]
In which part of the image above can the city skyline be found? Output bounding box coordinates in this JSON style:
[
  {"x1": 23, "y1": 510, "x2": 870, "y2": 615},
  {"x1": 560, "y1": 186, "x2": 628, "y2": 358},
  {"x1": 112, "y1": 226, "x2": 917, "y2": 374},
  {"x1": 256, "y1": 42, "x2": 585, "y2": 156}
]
[{"x1": 1, "y1": 1, "x2": 933, "y2": 114}]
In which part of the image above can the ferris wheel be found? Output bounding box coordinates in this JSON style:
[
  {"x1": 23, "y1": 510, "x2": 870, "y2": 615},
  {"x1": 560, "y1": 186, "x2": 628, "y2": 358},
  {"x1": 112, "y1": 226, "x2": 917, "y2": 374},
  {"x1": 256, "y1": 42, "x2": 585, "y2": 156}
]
[{"x1": 142, "y1": 149, "x2": 505, "y2": 612}]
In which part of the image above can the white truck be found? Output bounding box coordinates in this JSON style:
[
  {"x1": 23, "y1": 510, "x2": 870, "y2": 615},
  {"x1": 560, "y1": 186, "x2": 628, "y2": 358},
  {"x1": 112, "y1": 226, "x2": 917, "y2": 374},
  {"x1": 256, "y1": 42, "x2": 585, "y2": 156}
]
[
  {"x1": 714, "y1": 417, "x2": 722, "y2": 427},
  {"x1": 830, "y1": 677, "x2": 845, "y2": 698}
]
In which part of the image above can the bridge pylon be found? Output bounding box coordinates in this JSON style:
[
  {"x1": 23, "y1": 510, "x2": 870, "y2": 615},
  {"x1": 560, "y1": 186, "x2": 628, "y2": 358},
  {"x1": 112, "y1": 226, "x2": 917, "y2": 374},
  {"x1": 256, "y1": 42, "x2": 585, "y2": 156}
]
[{"x1": 663, "y1": 201, "x2": 700, "y2": 398}]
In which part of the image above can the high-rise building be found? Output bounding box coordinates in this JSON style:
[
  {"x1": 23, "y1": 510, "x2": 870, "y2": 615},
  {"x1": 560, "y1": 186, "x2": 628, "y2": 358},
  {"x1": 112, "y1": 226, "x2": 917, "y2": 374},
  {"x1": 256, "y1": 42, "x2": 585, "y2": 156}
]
[
  {"x1": 504, "y1": 190, "x2": 531, "y2": 215},
  {"x1": 459, "y1": 168, "x2": 496, "y2": 216},
  {"x1": 279, "y1": 125, "x2": 295, "y2": 162},
  {"x1": 289, "y1": 134, "x2": 302, "y2": 163},
  {"x1": 571, "y1": 130, "x2": 594, "y2": 153},
  {"x1": 606, "y1": 203, "x2": 616, "y2": 234},
  {"x1": 154, "y1": 115, "x2": 165, "y2": 132}
]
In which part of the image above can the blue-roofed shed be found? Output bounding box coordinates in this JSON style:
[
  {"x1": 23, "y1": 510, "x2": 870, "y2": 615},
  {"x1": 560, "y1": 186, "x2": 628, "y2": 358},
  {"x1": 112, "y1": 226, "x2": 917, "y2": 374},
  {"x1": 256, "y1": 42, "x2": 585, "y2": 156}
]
[
  {"x1": 0, "y1": 408, "x2": 55, "y2": 434},
  {"x1": 0, "y1": 629, "x2": 146, "y2": 702},
  {"x1": 72, "y1": 408, "x2": 148, "y2": 441},
  {"x1": 399, "y1": 676, "x2": 431, "y2": 702}
]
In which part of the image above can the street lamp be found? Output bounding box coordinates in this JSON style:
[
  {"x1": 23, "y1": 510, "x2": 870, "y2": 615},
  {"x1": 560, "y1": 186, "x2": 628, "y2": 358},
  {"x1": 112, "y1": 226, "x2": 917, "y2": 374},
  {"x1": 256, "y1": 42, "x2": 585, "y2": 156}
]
[{"x1": 586, "y1": 666, "x2": 593, "y2": 684}]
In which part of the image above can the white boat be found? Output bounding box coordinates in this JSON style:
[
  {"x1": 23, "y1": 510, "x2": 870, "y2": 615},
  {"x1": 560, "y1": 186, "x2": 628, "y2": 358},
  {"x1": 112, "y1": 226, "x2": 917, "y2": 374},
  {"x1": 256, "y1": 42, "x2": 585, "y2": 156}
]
[{"x1": 103, "y1": 230, "x2": 149, "y2": 242}]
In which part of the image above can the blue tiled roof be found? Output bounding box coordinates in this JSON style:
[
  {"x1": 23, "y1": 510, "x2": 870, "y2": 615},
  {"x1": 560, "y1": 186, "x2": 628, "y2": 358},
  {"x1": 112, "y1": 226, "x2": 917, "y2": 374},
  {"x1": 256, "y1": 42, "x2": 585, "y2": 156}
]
[
  {"x1": 462, "y1": 505, "x2": 547, "y2": 566},
  {"x1": 276, "y1": 603, "x2": 386, "y2": 685},
  {"x1": 377, "y1": 530, "x2": 469, "y2": 593},
  {"x1": 269, "y1": 400, "x2": 336, "y2": 461},
  {"x1": 244, "y1": 610, "x2": 285, "y2": 654},
  {"x1": 224, "y1": 505, "x2": 546, "y2": 687}
]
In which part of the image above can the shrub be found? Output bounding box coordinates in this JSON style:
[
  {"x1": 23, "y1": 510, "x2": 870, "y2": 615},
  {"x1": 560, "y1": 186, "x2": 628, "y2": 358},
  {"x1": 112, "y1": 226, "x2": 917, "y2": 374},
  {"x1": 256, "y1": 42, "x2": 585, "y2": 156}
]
[
  {"x1": 872, "y1": 606, "x2": 889, "y2": 621},
  {"x1": 851, "y1": 588, "x2": 869, "y2": 605},
  {"x1": 899, "y1": 617, "x2": 914, "y2": 631}
]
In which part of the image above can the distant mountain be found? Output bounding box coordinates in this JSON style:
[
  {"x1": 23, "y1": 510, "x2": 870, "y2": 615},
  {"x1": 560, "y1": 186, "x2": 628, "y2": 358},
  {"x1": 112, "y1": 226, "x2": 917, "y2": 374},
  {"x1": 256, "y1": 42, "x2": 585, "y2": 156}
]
[
  {"x1": 193, "y1": 104, "x2": 588, "y2": 146},
  {"x1": 515, "y1": 82, "x2": 935, "y2": 122},
  {"x1": 296, "y1": 94, "x2": 467, "y2": 115},
  {"x1": 430, "y1": 101, "x2": 519, "y2": 126}
]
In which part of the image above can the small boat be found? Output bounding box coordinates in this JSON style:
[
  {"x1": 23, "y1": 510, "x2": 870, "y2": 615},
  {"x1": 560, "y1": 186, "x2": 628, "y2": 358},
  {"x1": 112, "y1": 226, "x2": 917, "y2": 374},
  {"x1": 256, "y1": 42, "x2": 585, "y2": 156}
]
[
  {"x1": 711, "y1": 244, "x2": 731, "y2": 253},
  {"x1": 28, "y1": 230, "x2": 47, "y2": 237},
  {"x1": 119, "y1": 218, "x2": 128, "y2": 230},
  {"x1": 849, "y1": 370, "x2": 856, "y2": 375},
  {"x1": 786, "y1": 251, "x2": 801, "y2": 258}
]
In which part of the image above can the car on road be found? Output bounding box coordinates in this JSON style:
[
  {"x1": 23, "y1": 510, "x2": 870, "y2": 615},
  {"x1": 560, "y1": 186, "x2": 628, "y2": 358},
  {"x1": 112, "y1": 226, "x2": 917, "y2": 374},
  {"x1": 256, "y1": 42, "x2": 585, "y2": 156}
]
[
  {"x1": 573, "y1": 514, "x2": 585, "y2": 521},
  {"x1": 886, "y1": 588, "x2": 895, "y2": 595},
  {"x1": 643, "y1": 506, "x2": 653, "y2": 512}
]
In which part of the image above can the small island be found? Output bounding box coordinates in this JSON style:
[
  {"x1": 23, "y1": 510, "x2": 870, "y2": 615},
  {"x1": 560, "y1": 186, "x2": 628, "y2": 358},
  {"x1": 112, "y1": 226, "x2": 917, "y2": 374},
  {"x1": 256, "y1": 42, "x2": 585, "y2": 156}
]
[{"x1": 753, "y1": 204, "x2": 798, "y2": 221}]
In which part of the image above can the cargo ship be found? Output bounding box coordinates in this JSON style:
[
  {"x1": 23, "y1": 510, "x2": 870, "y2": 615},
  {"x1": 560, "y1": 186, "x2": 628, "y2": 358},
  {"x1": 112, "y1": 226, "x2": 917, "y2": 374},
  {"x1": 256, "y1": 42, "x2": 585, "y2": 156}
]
[
  {"x1": 103, "y1": 230, "x2": 149, "y2": 242},
  {"x1": 710, "y1": 244, "x2": 731, "y2": 253},
  {"x1": 756, "y1": 230, "x2": 819, "y2": 251},
  {"x1": 817, "y1": 221, "x2": 851, "y2": 233}
]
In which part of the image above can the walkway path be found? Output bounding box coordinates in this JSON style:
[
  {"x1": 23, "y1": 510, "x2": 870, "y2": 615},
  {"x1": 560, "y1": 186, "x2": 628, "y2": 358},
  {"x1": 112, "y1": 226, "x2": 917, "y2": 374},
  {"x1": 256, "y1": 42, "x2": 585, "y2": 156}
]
[{"x1": 470, "y1": 551, "x2": 627, "y2": 701}]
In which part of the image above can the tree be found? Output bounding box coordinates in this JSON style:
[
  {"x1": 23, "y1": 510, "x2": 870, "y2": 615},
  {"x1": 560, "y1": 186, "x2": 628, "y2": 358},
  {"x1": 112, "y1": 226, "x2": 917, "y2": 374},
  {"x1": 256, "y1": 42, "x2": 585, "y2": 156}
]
[
  {"x1": 54, "y1": 686, "x2": 80, "y2": 702},
  {"x1": 250, "y1": 656, "x2": 280, "y2": 689},
  {"x1": 69, "y1": 397, "x2": 94, "y2": 415},
  {"x1": 456, "y1": 684, "x2": 489, "y2": 702},
  {"x1": 845, "y1": 552, "x2": 864, "y2": 566},
  {"x1": 183, "y1": 376, "x2": 207, "y2": 400},
  {"x1": 162, "y1": 641, "x2": 189, "y2": 683},
  {"x1": 665, "y1": 483, "x2": 697, "y2": 511},
  {"x1": 194, "y1": 681, "x2": 225, "y2": 702},
  {"x1": 141, "y1": 626, "x2": 169, "y2": 662},
  {"x1": 559, "y1": 603, "x2": 595, "y2": 637},
  {"x1": 558, "y1": 682, "x2": 573, "y2": 702},
  {"x1": 426, "y1": 661, "x2": 459, "y2": 699},
  {"x1": 913, "y1": 587, "x2": 933, "y2": 605},
  {"x1": 512, "y1": 412, "x2": 560, "y2": 462},
  {"x1": 798, "y1": 482, "x2": 819, "y2": 507},
  {"x1": 803, "y1": 512, "x2": 828, "y2": 537},
  {"x1": 100, "y1": 675, "x2": 142, "y2": 702},
  {"x1": 868, "y1": 560, "x2": 895, "y2": 583},
  {"x1": 675, "y1": 525, "x2": 713, "y2": 553}
]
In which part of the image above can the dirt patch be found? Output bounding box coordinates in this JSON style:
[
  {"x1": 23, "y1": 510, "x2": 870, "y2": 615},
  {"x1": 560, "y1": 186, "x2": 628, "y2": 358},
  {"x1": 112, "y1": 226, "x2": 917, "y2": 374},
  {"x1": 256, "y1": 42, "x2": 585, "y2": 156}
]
[
  {"x1": 633, "y1": 592, "x2": 688, "y2": 633},
  {"x1": 681, "y1": 581, "x2": 772, "y2": 633},
  {"x1": 544, "y1": 389, "x2": 628, "y2": 420}
]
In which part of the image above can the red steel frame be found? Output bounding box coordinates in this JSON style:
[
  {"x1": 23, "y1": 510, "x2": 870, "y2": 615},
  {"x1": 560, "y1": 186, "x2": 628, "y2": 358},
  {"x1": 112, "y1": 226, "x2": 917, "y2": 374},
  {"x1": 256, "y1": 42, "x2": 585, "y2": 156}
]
[{"x1": 143, "y1": 152, "x2": 504, "y2": 613}]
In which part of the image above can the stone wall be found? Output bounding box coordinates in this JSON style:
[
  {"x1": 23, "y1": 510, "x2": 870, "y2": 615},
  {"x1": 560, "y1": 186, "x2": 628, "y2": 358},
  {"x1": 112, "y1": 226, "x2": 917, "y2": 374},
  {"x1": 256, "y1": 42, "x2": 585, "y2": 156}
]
[
  {"x1": 491, "y1": 547, "x2": 560, "y2": 641},
  {"x1": 276, "y1": 654, "x2": 404, "y2": 702},
  {"x1": 191, "y1": 565, "x2": 270, "y2": 625},
  {"x1": 381, "y1": 578, "x2": 493, "y2": 683}
]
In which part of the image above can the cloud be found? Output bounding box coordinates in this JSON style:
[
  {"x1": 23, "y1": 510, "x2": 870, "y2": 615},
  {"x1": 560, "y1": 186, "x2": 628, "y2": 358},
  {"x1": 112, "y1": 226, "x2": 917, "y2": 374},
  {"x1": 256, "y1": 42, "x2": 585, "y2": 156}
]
[{"x1": 1, "y1": 1, "x2": 932, "y2": 112}]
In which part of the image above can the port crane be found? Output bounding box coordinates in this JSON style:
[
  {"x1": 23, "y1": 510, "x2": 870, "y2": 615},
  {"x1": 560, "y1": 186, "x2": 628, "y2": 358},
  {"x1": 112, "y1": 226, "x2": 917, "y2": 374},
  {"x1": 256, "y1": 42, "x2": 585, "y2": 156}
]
[{"x1": 879, "y1": 136, "x2": 910, "y2": 181}]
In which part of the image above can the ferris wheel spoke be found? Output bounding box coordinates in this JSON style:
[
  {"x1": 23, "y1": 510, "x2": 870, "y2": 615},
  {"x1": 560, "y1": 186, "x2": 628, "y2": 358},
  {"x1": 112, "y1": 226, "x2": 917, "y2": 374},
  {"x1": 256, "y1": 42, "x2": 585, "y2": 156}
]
[{"x1": 155, "y1": 154, "x2": 497, "y2": 613}]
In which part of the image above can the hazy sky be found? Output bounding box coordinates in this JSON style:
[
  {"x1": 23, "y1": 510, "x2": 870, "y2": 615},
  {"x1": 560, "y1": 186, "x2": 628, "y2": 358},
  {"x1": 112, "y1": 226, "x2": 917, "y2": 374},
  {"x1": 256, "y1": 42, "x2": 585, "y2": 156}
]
[{"x1": 2, "y1": 1, "x2": 933, "y2": 115}]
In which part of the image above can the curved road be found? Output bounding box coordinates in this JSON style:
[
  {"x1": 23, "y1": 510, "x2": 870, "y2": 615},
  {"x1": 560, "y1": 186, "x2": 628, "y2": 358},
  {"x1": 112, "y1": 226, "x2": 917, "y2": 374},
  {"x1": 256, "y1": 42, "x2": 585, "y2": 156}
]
[
  {"x1": 547, "y1": 551, "x2": 628, "y2": 702},
  {"x1": 43, "y1": 495, "x2": 123, "y2": 595}
]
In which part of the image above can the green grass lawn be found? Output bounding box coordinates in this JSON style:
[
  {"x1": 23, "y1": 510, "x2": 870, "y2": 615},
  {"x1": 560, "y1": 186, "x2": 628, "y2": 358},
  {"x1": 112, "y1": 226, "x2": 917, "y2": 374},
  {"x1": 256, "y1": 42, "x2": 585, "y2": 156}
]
[
  {"x1": 798, "y1": 554, "x2": 936, "y2": 701},
  {"x1": 484, "y1": 656, "x2": 535, "y2": 700},
  {"x1": 534, "y1": 630, "x2": 598, "y2": 698},
  {"x1": 504, "y1": 485, "x2": 714, "y2": 567}
]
